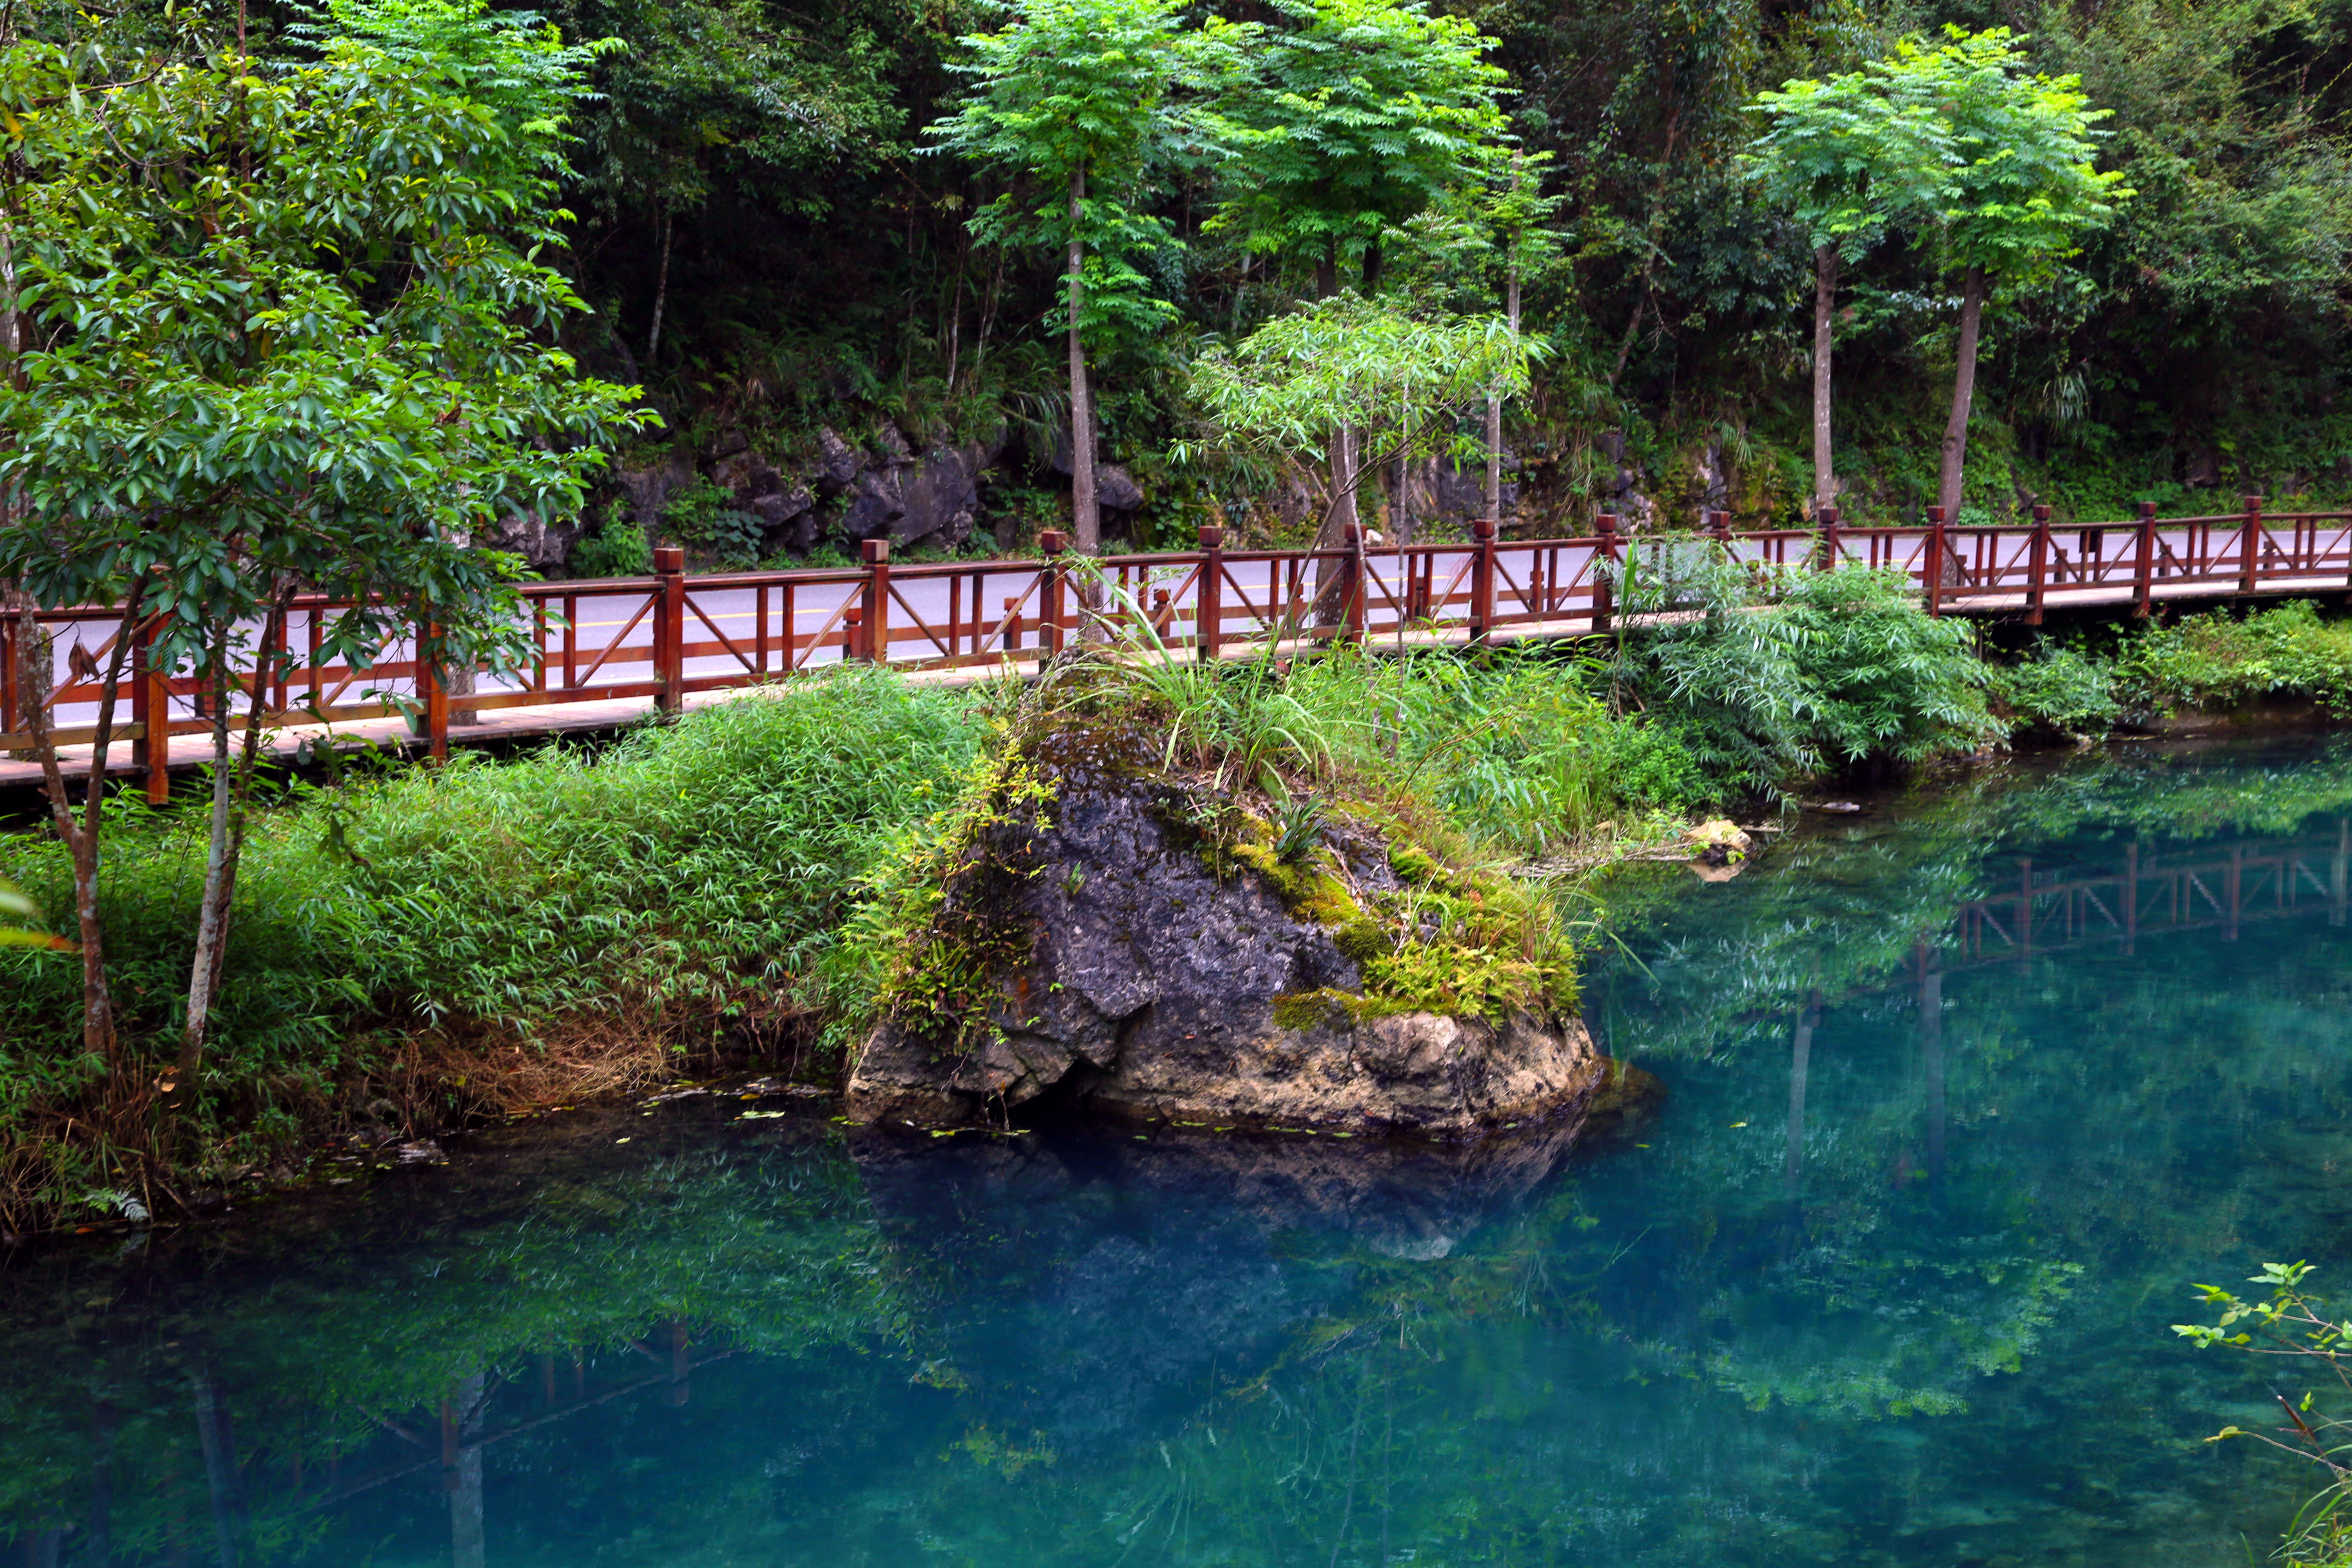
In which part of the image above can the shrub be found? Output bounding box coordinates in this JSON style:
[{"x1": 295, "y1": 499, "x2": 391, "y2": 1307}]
[
  {"x1": 570, "y1": 504, "x2": 655, "y2": 577},
  {"x1": 1987, "y1": 639, "x2": 2120, "y2": 735},
  {"x1": 662, "y1": 475, "x2": 767, "y2": 567},
  {"x1": 0, "y1": 670, "x2": 988, "y2": 1218},
  {"x1": 2116, "y1": 599, "x2": 2352, "y2": 717},
  {"x1": 1604, "y1": 551, "x2": 1996, "y2": 795}
]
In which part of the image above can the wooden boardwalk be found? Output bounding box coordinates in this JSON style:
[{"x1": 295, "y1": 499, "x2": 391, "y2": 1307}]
[{"x1": 6, "y1": 497, "x2": 2343, "y2": 797}]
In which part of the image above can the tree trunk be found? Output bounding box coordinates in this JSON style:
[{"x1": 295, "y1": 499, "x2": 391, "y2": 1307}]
[
  {"x1": 448, "y1": 1371, "x2": 488, "y2": 1568},
  {"x1": 1067, "y1": 166, "x2": 1098, "y2": 555},
  {"x1": 1811, "y1": 244, "x2": 1837, "y2": 517},
  {"x1": 644, "y1": 207, "x2": 674, "y2": 364},
  {"x1": 180, "y1": 597, "x2": 283, "y2": 1082},
  {"x1": 1937, "y1": 265, "x2": 1987, "y2": 521},
  {"x1": 180, "y1": 642, "x2": 236, "y2": 1080},
  {"x1": 17, "y1": 594, "x2": 136, "y2": 1073},
  {"x1": 1486, "y1": 265, "x2": 1520, "y2": 524}
]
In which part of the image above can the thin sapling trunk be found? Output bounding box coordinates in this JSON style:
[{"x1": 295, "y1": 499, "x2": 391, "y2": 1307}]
[
  {"x1": 1066, "y1": 165, "x2": 1098, "y2": 555},
  {"x1": 1937, "y1": 264, "x2": 1986, "y2": 521},
  {"x1": 17, "y1": 591, "x2": 141, "y2": 1074},
  {"x1": 180, "y1": 590, "x2": 289, "y2": 1081},
  {"x1": 645, "y1": 207, "x2": 674, "y2": 364},
  {"x1": 1485, "y1": 261, "x2": 1520, "y2": 524},
  {"x1": 1812, "y1": 244, "x2": 1836, "y2": 517}
]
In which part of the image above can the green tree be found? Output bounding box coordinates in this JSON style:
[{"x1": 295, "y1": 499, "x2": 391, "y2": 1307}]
[
  {"x1": 1743, "y1": 59, "x2": 1948, "y2": 517},
  {"x1": 1188, "y1": 294, "x2": 1535, "y2": 593},
  {"x1": 1478, "y1": 149, "x2": 1566, "y2": 527},
  {"x1": 547, "y1": 0, "x2": 906, "y2": 370},
  {"x1": 1207, "y1": 0, "x2": 1506, "y2": 545},
  {"x1": 0, "y1": 3, "x2": 647, "y2": 1081},
  {"x1": 927, "y1": 0, "x2": 1197, "y2": 557},
  {"x1": 1895, "y1": 27, "x2": 2127, "y2": 521}
]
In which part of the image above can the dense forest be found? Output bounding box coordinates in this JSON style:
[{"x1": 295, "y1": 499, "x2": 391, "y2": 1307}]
[{"x1": 496, "y1": 0, "x2": 2352, "y2": 547}]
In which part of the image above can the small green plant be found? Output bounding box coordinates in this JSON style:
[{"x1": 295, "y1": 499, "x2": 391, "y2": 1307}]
[
  {"x1": 572, "y1": 507, "x2": 654, "y2": 577},
  {"x1": 1263, "y1": 775, "x2": 1328, "y2": 864},
  {"x1": 662, "y1": 476, "x2": 766, "y2": 566},
  {"x1": 1988, "y1": 639, "x2": 2120, "y2": 736},
  {"x1": 2175, "y1": 1261, "x2": 2352, "y2": 1568}
]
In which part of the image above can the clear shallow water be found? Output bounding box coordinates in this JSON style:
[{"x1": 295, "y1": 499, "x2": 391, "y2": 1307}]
[{"x1": 11, "y1": 739, "x2": 2352, "y2": 1567}]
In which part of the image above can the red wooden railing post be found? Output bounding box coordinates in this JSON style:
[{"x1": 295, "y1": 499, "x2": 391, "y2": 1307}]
[
  {"x1": 420, "y1": 621, "x2": 450, "y2": 762},
  {"x1": 653, "y1": 545, "x2": 686, "y2": 710},
  {"x1": 0, "y1": 611, "x2": 16, "y2": 746},
  {"x1": 1468, "y1": 517, "x2": 1497, "y2": 643},
  {"x1": 1038, "y1": 530, "x2": 1068, "y2": 656},
  {"x1": 1924, "y1": 506, "x2": 1948, "y2": 617},
  {"x1": 860, "y1": 539, "x2": 891, "y2": 664},
  {"x1": 2241, "y1": 492, "x2": 2264, "y2": 595},
  {"x1": 1709, "y1": 508, "x2": 1734, "y2": 555},
  {"x1": 2133, "y1": 501, "x2": 2156, "y2": 618},
  {"x1": 1814, "y1": 505, "x2": 1840, "y2": 573},
  {"x1": 1592, "y1": 512, "x2": 1619, "y2": 633},
  {"x1": 2027, "y1": 503, "x2": 2052, "y2": 626},
  {"x1": 1196, "y1": 524, "x2": 1224, "y2": 663},
  {"x1": 1341, "y1": 523, "x2": 1366, "y2": 643},
  {"x1": 130, "y1": 617, "x2": 170, "y2": 803}
]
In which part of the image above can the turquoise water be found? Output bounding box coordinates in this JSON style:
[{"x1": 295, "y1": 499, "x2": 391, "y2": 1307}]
[{"x1": 10, "y1": 738, "x2": 2352, "y2": 1566}]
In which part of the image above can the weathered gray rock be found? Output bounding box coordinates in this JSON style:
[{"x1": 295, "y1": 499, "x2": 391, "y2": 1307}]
[
  {"x1": 1097, "y1": 463, "x2": 1145, "y2": 512},
  {"x1": 617, "y1": 452, "x2": 697, "y2": 531},
  {"x1": 846, "y1": 751, "x2": 1601, "y2": 1135},
  {"x1": 836, "y1": 440, "x2": 991, "y2": 549},
  {"x1": 814, "y1": 427, "x2": 864, "y2": 494},
  {"x1": 479, "y1": 511, "x2": 583, "y2": 569}
]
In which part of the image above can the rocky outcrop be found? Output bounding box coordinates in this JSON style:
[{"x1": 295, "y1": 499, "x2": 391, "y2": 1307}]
[{"x1": 844, "y1": 736, "x2": 1601, "y2": 1136}]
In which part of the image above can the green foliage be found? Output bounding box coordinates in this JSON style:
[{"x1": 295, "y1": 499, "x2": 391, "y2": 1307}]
[
  {"x1": 2116, "y1": 600, "x2": 2352, "y2": 718},
  {"x1": 662, "y1": 474, "x2": 766, "y2": 565},
  {"x1": 1203, "y1": 0, "x2": 1506, "y2": 280},
  {"x1": 1606, "y1": 551, "x2": 1995, "y2": 795},
  {"x1": 1185, "y1": 294, "x2": 1541, "y2": 504},
  {"x1": 1742, "y1": 51, "x2": 1951, "y2": 261},
  {"x1": 833, "y1": 737, "x2": 1055, "y2": 1056},
  {"x1": 1893, "y1": 27, "x2": 2131, "y2": 287},
  {"x1": 0, "y1": 8, "x2": 648, "y2": 686},
  {"x1": 926, "y1": 0, "x2": 1200, "y2": 345},
  {"x1": 1987, "y1": 638, "x2": 2121, "y2": 735},
  {"x1": 2175, "y1": 1261, "x2": 2352, "y2": 1568},
  {"x1": 0, "y1": 672, "x2": 986, "y2": 1211},
  {"x1": 0, "y1": 878, "x2": 69, "y2": 953},
  {"x1": 571, "y1": 504, "x2": 655, "y2": 577}
]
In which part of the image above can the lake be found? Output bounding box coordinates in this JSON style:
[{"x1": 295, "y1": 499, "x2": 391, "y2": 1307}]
[{"x1": 7, "y1": 736, "x2": 2352, "y2": 1566}]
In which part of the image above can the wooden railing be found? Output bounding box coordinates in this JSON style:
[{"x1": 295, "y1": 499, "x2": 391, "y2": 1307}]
[{"x1": 8, "y1": 492, "x2": 2350, "y2": 801}]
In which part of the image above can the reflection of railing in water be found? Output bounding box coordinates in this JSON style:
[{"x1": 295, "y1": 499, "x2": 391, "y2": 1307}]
[
  {"x1": 1764, "y1": 828, "x2": 2352, "y2": 1208},
  {"x1": 1949, "y1": 823, "x2": 2352, "y2": 965},
  {"x1": 11, "y1": 491, "x2": 2352, "y2": 801}
]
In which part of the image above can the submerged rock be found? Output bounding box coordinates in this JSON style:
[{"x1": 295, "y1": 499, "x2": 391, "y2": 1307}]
[{"x1": 844, "y1": 728, "x2": 1601, "y2": 1136}]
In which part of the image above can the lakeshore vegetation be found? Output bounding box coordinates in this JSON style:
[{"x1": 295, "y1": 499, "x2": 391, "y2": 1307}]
[{"x1": 5, "y1": 568, "x2": 2349, "y2": 1227}]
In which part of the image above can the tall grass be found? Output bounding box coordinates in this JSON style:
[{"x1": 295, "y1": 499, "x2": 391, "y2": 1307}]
[{"x1": 0, "y1": 669, "x2": 987, "y2": 1217}]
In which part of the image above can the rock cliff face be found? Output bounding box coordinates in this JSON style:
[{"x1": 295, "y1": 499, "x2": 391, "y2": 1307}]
[{"x1": 844, "y1": 738, "x2": 1601, "y2": 1136}]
